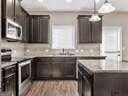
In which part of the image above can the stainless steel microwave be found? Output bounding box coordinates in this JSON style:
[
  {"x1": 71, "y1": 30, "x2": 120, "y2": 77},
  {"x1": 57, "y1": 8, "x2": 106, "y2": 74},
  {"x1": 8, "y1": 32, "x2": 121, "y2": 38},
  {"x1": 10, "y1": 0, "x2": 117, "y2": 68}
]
[{"x1": 6, "y1": 19, "x2": 22, "y2": 41}]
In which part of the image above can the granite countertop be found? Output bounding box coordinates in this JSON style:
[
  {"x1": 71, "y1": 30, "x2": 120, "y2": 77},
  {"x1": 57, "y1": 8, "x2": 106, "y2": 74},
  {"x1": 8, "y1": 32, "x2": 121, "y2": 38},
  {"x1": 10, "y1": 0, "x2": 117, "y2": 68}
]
[
  {"x1": 1, "y1": 57, "x2": 32, "y2": 68},
  {"x1": 1, "y1": 61, "x2": 17, "y2": 68},
  {"x1": 78, "y1": 59, "x2": 128, "y2": 73},
  {"x1": 22, "y1": 54, "x2": 107, "y2": 58},
  {"x1": 1, "y1": 55, "x2": 106, "y2": 68}
]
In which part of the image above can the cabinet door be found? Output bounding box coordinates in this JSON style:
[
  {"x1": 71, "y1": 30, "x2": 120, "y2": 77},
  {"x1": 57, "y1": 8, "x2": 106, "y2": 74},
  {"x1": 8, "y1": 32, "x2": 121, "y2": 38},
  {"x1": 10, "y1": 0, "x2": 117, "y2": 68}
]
[
  {"x1": 91, "y1": 19, "x2": 102, "y2": 43},
  {"x1": 62, "y1": 62, "x2": 76, "y2": 78},
  {"x1": 114, "y1": 74, "x2": 128, "y2": 96},
  {"x1": 15, "y1": 0, "x2": 21, "y2": 23},
  {"x1": 94, "y1": 74, "x2": 114, "y2": 96},
  {"x1": 29, "y1": 16, "x2": 38, "y2": 42},
  {"x1": 36, "y1": 62, "x2": 52, "y2": 79},
  {"x1": 78, "y1": 17, "x2": 92, "y2": 43},
  {"x1": 21, "y1": 11, "x2": 29, "y2": 42},
  {"x1": 38, "y1": 16, "x2": 49, "y2": 43},
  {"x1": 18, "y1": 9, "x2": 30, "y2": 42},
  {"x1": 52, "y1": 62, "x2": 76, "y2": 78},
  {"x1": 6, "y1": 0, "x2": 15, "y2": 20},
  {"x1": 29, "y1": 15, "x2": 49, "y2": 43},
  {"x1": 52, "y1": 62, "x2": 63, "y2": 78}
]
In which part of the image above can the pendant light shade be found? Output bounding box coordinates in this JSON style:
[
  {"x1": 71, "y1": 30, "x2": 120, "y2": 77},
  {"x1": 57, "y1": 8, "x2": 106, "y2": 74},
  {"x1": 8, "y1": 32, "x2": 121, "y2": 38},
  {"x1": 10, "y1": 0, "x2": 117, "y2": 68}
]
[
  {"x1": 98, "y1": 0, "x2": 116, "y2": 13},
  {"x1": 89, "y1": 0, "x2": 101, "y2": 22},
  {"x1": 89, "y1": 14, "x2": 101, "y2": 21},
  {"x1": 38, "y1": 0, "x2": 44, "y2": 2}
]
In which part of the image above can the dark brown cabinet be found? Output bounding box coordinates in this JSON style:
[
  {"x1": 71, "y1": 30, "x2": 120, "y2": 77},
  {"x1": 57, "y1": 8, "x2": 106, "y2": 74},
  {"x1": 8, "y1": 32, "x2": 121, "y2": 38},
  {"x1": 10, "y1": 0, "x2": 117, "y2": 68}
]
[
  {"x1": 20, "y1": 9, "x2": 30, "y2": 42},
  {"x1": 36, "y1": 61, "x2": 53, "y2": 78},
  {"x1": 77, "y1": 15, "x2": 102, "y2": 43},
  {"x1": 2, "y1": 0, "x2": 15, "y2": 38},
  {"x1": 2, "y1": 0, "x2": 15, "y2": 20},
  {"x1": 32, "y1": 57, "x2": 76, "y2": 80},
  {"x1": 1, "y1": 64, "x2": 17, "y2": 96},
  {"x1": 78, "y1": 16, "x2": 92, "y2": 43},
  {"x1": 94, "y1": 73, "x2": 128, "y2": 96},
  {"x1": 15, "y1": 0, "x2": 21, "y2": 23},
  {"x1": 1, "y1": 0, "x2": 30, "y2": 42},
  {"x1": 29, "y1": 15, "x2": 50, "y2": 43},
  {"x1": 91, "y1": 21, "x2": 102, "y2": 43}
]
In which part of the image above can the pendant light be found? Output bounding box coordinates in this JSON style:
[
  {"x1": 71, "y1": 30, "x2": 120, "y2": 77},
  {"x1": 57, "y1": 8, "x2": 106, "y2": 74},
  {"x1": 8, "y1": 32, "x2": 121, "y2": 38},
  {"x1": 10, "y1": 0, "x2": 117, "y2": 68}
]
[
  {"x1": 38, "y1": 0, "x2": 44, "y2": 2},
  {"x1": 89, "y1": 0, "x2": 101, "y2": 22},
  {"x1": 66, "y1": 0, "x2": 72, "y2": 3},
  {"x1": 98, "y1": 0, "x2": 116, "y2": 13}
]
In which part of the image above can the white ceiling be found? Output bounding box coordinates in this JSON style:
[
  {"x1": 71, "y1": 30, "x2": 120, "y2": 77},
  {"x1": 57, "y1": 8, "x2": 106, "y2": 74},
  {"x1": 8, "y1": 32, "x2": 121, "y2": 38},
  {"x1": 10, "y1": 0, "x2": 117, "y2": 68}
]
[{"x1": 21, "y1": 0, "x2": 128, "y2": 12}]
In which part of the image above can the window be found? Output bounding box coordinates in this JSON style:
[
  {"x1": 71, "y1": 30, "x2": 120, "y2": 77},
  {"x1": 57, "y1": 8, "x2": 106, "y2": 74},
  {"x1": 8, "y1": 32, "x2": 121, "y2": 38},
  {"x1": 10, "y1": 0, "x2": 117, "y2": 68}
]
[
  {"x1": 102, "y1": 26, "x2": 122, "y2": 61},
  {"x1": 52, "y1": 25, "x2": 75, "y2": 49}
]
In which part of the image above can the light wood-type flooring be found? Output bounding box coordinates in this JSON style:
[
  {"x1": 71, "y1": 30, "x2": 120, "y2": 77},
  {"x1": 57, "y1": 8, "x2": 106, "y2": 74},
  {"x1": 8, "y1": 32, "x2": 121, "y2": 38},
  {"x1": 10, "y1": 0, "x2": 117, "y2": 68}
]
[{"x1": 26, "y1": 81, "x2": 79, "y2": 96}]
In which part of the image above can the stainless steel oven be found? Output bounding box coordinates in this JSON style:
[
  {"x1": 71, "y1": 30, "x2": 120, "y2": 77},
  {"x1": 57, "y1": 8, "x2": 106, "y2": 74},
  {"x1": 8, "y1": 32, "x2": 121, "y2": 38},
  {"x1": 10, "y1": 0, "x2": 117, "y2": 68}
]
[
  {"x1": 18, "y1": 60, "x2": 31, "y2": 96},
  {"x1": 6, "y1": 19, "x2": 22, "y2": 41}
]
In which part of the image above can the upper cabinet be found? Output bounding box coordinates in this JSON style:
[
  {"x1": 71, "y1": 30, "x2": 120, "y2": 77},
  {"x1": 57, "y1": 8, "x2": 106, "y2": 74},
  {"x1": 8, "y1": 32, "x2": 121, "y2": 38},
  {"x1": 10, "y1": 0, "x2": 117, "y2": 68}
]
[
  {"x1": 77, "y1": 15, "x2": 102, "y2": 43},
  {"x1": 2, "y1": 0, "x2": 30, "y2": 42},
  {"x1": 19, "y1": 9, "x2": 30, "y2": 43},
  {"x1": 29, "y1": 15, "x2": 50, "y2": 43},
  {"x1": 15, "y1": 0, "x2": 22, "y2": 23},
  {"x1": 2, "y1": 0, "x2": 15, "y2": 20}
]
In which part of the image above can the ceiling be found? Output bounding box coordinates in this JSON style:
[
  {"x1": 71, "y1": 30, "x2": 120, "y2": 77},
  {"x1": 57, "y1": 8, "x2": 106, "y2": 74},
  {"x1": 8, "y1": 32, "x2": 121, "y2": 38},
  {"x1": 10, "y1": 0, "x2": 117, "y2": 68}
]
[{"x1": 21, "y1": 0, "x2": 128, "y2": 13}]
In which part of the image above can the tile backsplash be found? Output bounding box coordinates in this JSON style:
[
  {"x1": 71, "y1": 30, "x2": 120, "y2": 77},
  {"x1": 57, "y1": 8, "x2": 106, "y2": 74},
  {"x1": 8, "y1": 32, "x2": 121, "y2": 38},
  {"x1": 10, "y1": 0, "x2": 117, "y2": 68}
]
[
  {"x1": 1, "y1": 40, "x2": 101, "y2": 57},
  {"x1": 24, "y1": 43, "x2": 101, "y2": 56}
]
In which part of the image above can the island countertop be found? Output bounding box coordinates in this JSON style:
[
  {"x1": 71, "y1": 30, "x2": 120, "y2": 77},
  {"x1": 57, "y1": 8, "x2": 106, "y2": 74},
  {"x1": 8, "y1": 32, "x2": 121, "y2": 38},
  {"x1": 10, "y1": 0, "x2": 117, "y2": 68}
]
[{"x1": 78, "y1": 59, "x2": 128, "y2": 73}]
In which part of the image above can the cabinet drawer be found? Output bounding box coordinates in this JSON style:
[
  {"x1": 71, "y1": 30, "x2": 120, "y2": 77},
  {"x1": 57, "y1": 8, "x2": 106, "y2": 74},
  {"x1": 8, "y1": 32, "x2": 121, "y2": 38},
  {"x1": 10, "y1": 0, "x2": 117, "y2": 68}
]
[{"x1": 3, "y1": 65, "x2": 16, "y2": 77}]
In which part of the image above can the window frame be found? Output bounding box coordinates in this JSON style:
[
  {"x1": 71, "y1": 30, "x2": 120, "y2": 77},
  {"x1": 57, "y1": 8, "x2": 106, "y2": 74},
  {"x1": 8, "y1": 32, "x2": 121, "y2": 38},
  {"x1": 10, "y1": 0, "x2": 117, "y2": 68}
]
[{"x1": 51, "y1": 24, "x2": 77, "y2": 49}]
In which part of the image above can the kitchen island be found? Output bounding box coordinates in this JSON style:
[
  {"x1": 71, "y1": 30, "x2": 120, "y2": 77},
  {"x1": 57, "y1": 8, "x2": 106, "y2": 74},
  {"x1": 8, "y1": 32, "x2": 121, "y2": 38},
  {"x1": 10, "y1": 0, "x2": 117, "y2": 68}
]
[{"x1": 78, "y1": 59, "x2": 128, "y2": 96}]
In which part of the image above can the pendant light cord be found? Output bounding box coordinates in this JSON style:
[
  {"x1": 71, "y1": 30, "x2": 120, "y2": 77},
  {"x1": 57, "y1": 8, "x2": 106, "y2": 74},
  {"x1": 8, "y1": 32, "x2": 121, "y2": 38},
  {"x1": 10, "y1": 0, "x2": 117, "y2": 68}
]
[{"x1": 94, "y1": 0, "x2": 96, "y2": 14}]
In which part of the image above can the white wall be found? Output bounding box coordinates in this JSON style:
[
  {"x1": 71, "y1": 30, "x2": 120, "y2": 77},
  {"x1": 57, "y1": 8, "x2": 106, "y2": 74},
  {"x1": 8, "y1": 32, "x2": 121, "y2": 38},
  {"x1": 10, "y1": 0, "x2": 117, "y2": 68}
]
[{"x1": 103, "y1": 13, "x2": 128, "y2": 61}]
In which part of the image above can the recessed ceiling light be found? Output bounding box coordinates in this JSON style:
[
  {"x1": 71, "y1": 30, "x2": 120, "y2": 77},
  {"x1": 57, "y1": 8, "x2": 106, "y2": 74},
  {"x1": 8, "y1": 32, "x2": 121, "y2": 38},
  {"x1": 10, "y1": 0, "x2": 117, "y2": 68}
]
[
  {"x1": 66, "y1": 0, "x2": 72, "y2": 3},
  {"x1": 95, "y1": 0, "x2": 100, "y2": 3},
  {"x1": 37, "y1": 0, "x2": 44, "y2": 2}
]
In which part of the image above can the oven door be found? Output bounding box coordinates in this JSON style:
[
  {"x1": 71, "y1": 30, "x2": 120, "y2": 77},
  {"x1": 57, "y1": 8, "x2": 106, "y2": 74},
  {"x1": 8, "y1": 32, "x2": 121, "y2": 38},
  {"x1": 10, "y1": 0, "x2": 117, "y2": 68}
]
[{"x1": 18, "y1": 60, "x2": 31, "y2": 96}]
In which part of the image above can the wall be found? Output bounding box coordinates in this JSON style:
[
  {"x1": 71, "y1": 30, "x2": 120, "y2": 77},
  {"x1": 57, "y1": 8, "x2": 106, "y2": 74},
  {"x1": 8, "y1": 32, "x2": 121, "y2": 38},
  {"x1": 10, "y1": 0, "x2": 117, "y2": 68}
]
[{"x1": 103, "y1": 13, "x2": 128, "y2": 61}]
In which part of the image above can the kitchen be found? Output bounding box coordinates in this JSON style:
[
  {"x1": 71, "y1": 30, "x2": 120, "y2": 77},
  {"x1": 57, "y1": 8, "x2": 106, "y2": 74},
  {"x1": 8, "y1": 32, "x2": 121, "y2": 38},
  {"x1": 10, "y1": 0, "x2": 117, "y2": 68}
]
[{"x1": 1, "y1": 0, "x2": 128, "y2": 96}]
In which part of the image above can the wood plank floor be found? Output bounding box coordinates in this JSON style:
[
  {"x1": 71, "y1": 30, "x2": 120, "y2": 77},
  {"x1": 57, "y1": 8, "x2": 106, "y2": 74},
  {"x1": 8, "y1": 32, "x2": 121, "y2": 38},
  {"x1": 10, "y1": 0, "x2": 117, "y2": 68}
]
[{"x1": 26, "y1": 81, "x2": 79, "y2": 96}]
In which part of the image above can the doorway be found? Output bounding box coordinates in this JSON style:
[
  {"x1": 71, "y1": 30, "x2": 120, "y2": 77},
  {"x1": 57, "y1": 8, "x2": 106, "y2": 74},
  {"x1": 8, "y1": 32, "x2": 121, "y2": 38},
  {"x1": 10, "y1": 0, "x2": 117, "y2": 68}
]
[{"x1": 102, "y1": 26, "x2": 122, "y2": 61}]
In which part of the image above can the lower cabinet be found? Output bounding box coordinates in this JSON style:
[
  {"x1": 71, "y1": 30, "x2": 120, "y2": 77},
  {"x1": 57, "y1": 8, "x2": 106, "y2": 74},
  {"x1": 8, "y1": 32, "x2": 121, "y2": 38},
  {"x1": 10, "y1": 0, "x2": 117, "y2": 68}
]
[
  {"x1": 36, "y1": 61, "x2": 53, "y2": 78},
  {"x1": 94, "y1": 73, "x2": 128, "y2": 96},
  {"x1": 32, "y1": 57, "x2": 76, "y2": 80},
  {"x1": 1, "y1": 64, "x2": 17, "y2": 96}
]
